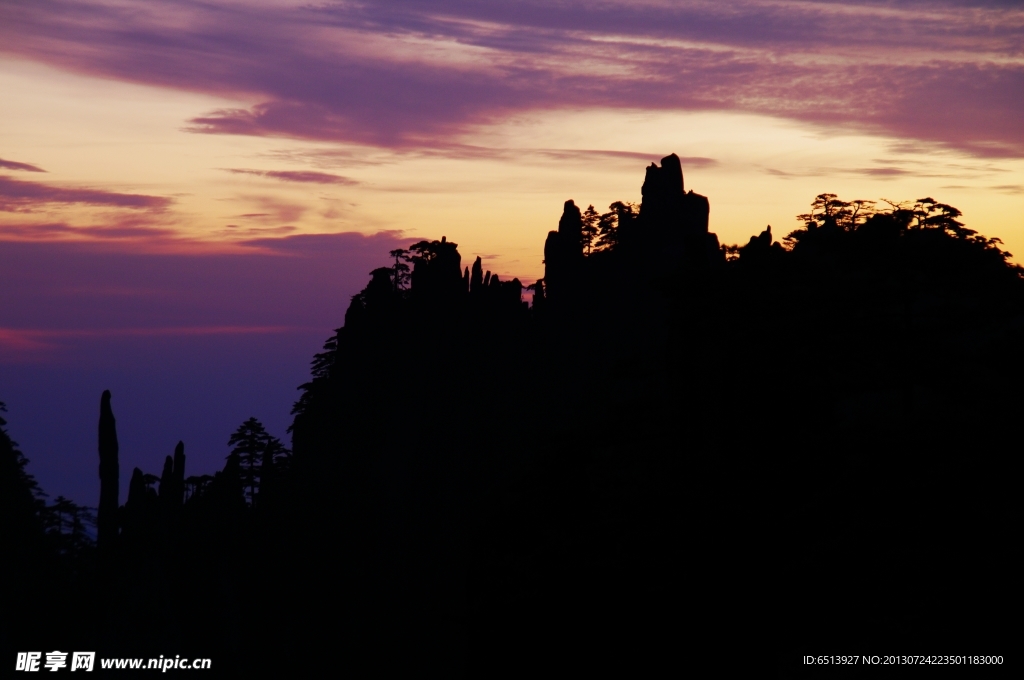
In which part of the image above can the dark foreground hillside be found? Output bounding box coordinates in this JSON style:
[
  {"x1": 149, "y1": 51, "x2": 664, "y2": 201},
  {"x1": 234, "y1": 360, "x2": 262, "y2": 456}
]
[{"x1": 4, "y1": 155, "x2": 1021, "y2": 676}]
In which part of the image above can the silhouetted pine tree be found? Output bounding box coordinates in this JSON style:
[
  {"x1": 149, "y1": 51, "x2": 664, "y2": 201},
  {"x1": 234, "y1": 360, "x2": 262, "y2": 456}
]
[
  {"x1": 258, "y1": 429, "x2": 290, "y2": 506},
  {"x1": 227, "y1": 418, "x2": 266, "y2": 506},
  {"x1": 42, "y1": 496, "x2": 95, "y2": 574},
  {"x1": 581, "y1": 204, "x2": 599, "y2": 255},
  {"x1": 389, "y1": 248, "x2": 412, "y2": 292},
  {"x1": 0, "y1": 401, "x2": 47, "y2": 560},
  {"x1": 595, "y1": 201, "x2": 637, "y2": 252}
]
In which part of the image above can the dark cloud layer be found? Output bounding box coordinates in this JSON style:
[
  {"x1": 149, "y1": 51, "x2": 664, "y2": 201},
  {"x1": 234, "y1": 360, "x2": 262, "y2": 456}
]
[
  {"x1": 0, "y1": 175, "x2": 172, "y2": 212},
  {"x1": 1, "y1": 0, "x2": 1020, "y2": 157}
]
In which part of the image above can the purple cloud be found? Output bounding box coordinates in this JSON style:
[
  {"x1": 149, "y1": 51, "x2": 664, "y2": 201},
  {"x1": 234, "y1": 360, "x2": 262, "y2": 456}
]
[
  {"x1": 0, "y1": 175, "x2": 172, "y2": 212},
  {"x1": 0, "y1": 0, "x2": 1020, "y2": 157},
  {"x1": 0, "y1": 157, "x2": 46, "y2": 172},
  {"x1": 224, "y1": 169, "x2": 358, "y2": 185},
  {"x1": 0, "y1": 220, "x2": 178, "y2": 241}
]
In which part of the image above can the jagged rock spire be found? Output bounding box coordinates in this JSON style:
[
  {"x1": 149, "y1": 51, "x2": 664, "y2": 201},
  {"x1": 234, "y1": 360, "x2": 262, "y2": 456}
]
[{"x1": 97, "y1": 390, "x2": 119, "y2": 552}]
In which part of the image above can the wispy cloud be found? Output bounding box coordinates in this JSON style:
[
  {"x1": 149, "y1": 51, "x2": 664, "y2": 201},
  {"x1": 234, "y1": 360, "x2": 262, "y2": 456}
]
[
  {"x1": 853, "y1": 167, "x2": 909, "y2": 177},
  {"x1": 0, "y1": 175, "x2": 172, "y2": 212},
  {"x1": 224, "y1": 169, "x2": 358, "y2": 185},
  {"x1": 0, "y1": 157, "x2": 46, "y2": 172},
  {"x1": 229, "y1": 225, "x2": 298, "y2": 236},
  {"x1": 231, "y1": 196, "x2": 307, "y2": 223},
  {"x1": 1, "y1": 0, "x2": 1019, "y2": 157},
  {"x1": 240, "y1": 230, "x2": 412, "y2": 256},
  {"x1": 765, "y1": 165, "x2": 960, "y2": 179},
  {"x1": 0, "y1": 219, "x2": 180, "y2": 244}
]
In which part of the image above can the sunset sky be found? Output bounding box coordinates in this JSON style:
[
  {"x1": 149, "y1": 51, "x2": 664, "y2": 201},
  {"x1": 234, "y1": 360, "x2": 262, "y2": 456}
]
[{"x1": 2, "y1": 0, "x2": 1022, "y2": 505}]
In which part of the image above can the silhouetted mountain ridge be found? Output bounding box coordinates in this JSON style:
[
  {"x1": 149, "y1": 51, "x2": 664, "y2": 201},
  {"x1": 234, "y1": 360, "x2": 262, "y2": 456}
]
[{"x1": 3, "y1": 154, "x2": 1020, "y2": 675}]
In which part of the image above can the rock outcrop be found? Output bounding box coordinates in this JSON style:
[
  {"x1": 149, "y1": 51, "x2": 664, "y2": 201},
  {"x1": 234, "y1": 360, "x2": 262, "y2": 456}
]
[
  {"x1": 544, "y1": 153, "x2": 724, "y2": 305},
  {"x1": 638, "y1": 153, "x2": 719, "y2": 268},
  {"x1": 97, "y1": 390, "x2": 119, "y2": 553}
]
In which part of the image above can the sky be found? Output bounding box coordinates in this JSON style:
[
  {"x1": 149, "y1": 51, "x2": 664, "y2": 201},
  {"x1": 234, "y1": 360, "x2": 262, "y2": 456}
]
[{"x1": 1, "y1": 0, "x2": 1022, "y2": 506}]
